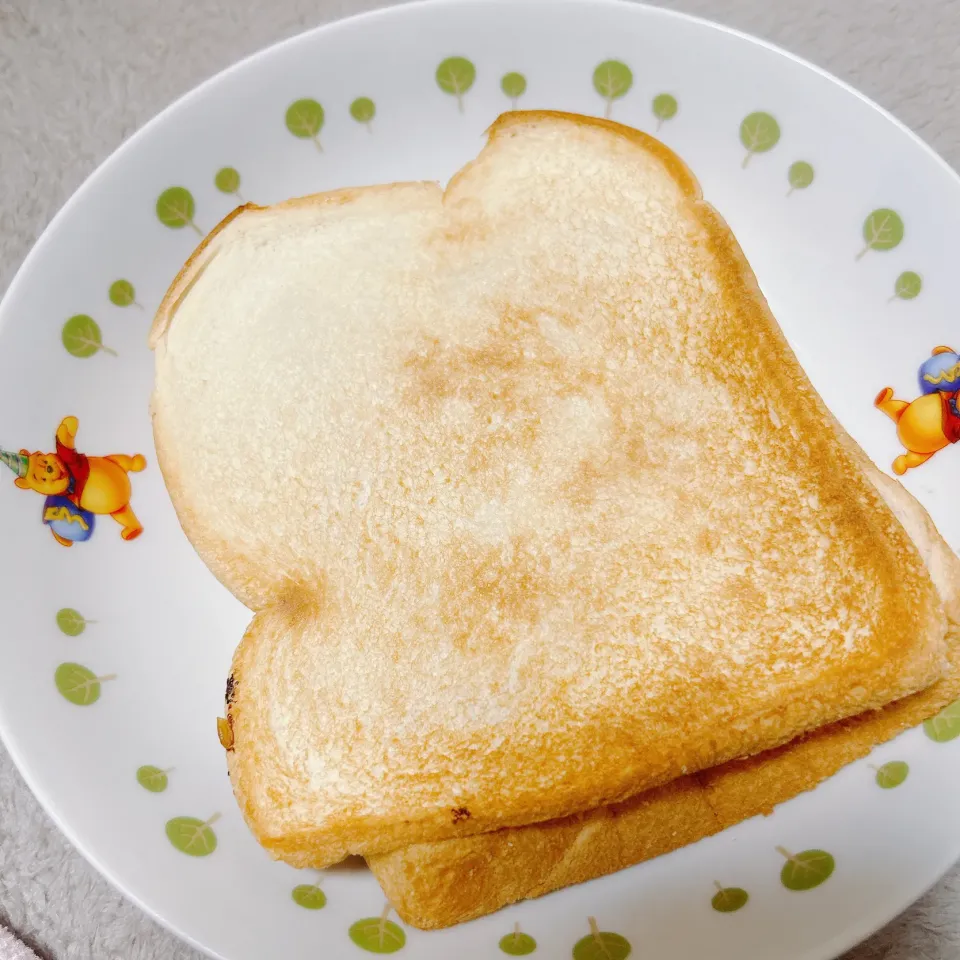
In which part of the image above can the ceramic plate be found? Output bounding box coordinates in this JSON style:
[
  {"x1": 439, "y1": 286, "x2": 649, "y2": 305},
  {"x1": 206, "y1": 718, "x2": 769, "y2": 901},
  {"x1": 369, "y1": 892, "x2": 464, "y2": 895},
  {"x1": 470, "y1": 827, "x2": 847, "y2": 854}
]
[{"x1": 3, "y1": 2, "x2": 960, "y2": 957}]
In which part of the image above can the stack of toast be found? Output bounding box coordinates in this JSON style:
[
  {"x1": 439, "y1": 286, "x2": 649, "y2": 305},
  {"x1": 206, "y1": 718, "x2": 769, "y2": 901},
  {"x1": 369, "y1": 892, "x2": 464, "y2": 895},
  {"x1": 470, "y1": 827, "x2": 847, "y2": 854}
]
[{"x1": 149, "y1": 111, "x2": 960, "y2": 929}]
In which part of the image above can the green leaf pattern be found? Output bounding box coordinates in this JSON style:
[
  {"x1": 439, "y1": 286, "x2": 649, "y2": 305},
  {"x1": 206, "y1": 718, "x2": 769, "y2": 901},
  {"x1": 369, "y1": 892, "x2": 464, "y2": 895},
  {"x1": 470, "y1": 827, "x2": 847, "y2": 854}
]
[
  {"x1": 285, "y1": 99, "x2": 325, "y2": 151},
  {"x1": 62, "y1": 315, "x2": 116, "y2": 359},
  {"x1": 857, "y1": 208, "x2": 904, "y2": 259},
  {"x1": 348, "y1": 907, "x2": 406, "y2": 953},
  {"x1": 292, "y1": 884, "x2": 327, "y2": 909},
  {"x1": 501, "y1": 72, "x2": 527, "y2": 107},
  {"x1": 55, "y1": 662, "x2": 113, "y2": 705},
  {"x1": 350, "y1": 97, "x2": 376, "y2": 128},
  {"x1": 572, "y1": 919, "x2": 631, "y2": 960},
  {"x1": 778, "y1": 847, "x2": 835, "y2": 891},
  {"x1": 739, "y1": 112, "x2": 781, "y2": 167},
  {"x1": 108, "y1": 279, "x2": 141, "y2": 308},
  {"x1": 56, "y1": 608, "x2": 89, "y2": 636},
  {"x1": 136, "y1": 765, "x2": 170, "y2": 793},
  {"x1": 711, "y1": 883, "x2": 749, "y2": 913},
  {"x1": 787, "y1": 161, "x2": 815, "y2": 195},
  {"x1": 499, "y1": 924, "x2": 536, "y2": 955},
  {"x1": 156, "y1": 187, "x2": 202, "y2": 235},
  {"x1": 214, "y1": 167, "x2": 243, "y2": 199},
  {"x1": 924, "y1": 699, "x2": 960, "y2": 742},
  {"x1": 165, "y1": 814, "x2": 219, "y2": 857},
  {"x1": 436, "y1": 57, "x2": 476, "y2": 112},
  {"x1": 875, "y1": 760, "x2": 909, "y2": 789},
  {"x1": 592, "y1": 61, "x2": 633, "y2": 119},
  {"x1": 892, "y1": 270, "x2": 922, "y2": 301},
  {"x1": 652, "y1": 93, "x2": 678, "y2": 130}
]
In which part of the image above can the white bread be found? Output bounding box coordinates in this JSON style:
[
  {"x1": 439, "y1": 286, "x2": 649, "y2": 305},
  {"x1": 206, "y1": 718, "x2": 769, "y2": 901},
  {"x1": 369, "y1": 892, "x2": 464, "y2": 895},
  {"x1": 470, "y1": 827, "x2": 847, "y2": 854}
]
[
  {"x1": 370, "y1": 470, "x2": 960, "y2": 928},
  {"x1": 150, "y1": 112, "x2": 950, "y2": 869}
]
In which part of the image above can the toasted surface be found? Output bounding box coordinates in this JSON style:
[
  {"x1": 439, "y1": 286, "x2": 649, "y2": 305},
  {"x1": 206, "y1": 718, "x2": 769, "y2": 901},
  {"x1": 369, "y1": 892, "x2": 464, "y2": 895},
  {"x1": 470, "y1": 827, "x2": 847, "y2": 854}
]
[
  {"x1": 152, "y1": 112, "x2": 949, "y2": 867},
  {"x1": 370, "y1": 471, "x2": 960, "y2": 928}
]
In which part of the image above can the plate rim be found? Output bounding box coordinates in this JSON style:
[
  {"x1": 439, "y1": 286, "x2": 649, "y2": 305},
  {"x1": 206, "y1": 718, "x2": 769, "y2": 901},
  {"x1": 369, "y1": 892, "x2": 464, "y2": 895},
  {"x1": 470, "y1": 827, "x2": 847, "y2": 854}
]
[{"x1": 1, "y1": 1, "x2": 958, "y2": 957}]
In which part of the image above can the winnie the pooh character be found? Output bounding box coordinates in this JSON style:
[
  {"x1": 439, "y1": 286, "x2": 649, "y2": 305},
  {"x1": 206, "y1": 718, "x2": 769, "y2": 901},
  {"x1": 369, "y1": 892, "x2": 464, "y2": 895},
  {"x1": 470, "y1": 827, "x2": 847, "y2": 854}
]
[
  {"x1": 876, "y1": 345, "x2": 960, "y2": 475},
  {"x1": 0, "y1": 416, "x2": 146, "y2": 546}
]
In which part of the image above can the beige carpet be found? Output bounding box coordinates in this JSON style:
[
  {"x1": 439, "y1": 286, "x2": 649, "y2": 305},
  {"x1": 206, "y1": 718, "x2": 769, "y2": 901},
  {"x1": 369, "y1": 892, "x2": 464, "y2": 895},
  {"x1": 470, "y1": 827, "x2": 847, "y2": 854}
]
[{"x1": 2, "y1": 0, "x2": 960, "y2": 957}]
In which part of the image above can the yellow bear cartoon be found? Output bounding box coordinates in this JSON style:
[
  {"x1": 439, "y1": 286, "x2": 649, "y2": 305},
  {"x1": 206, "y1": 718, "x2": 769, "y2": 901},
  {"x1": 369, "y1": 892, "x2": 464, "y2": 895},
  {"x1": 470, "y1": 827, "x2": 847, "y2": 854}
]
[
  {"x1": 1, "y1": 416, "x2": 146, "y2": 546},
  {"x1": 875, "y1": 346, "x2": 960, "y2": 476}
]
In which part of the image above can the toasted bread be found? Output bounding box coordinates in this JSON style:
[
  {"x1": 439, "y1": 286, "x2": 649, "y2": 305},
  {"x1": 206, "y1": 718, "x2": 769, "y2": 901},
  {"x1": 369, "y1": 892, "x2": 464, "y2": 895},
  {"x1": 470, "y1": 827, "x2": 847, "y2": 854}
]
[
  {"x1": 369, "y1": 470, "x2": 960, "y2": 928},
  {"x1": 151, "y1": 112, "x2": 950, "y2": 868}
]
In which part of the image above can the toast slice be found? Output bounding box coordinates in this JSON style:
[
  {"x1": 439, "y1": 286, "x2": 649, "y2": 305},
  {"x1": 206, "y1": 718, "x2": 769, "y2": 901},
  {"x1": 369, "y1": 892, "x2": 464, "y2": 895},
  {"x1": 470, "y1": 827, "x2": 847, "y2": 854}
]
[
  {"x1": 150, "y1": 112, "x2": 950, "y2": 868},
  {"x1": 369, "y1": 471, "x2": 960, "y2": 928}
]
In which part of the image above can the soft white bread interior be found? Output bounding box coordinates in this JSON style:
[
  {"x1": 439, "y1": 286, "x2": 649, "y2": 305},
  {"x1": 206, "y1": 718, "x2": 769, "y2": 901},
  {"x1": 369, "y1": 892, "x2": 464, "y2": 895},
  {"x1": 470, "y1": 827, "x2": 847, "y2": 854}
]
[
  {"x1": 369, "y1": 467, "x2": 960, "y2": 928},
  {"x1": 151, "y1": 112, "x2": 950, "y2": 869}
]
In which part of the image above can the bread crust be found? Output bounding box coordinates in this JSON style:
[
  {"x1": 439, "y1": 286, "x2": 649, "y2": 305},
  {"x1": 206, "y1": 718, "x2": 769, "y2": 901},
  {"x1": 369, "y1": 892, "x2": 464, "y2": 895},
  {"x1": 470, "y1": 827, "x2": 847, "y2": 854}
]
[
  {"x1": 372, "y1": 631, "x2": 960, "y2": 928},
  {"x1": 150, "y1": 203, "x2": 253, "y2": 349},
  {"x1": 370, "y1": 472, "x2": 960, "y2": 928},
  {"x1": 151, "y1": 111, "x2": 952, "y2": 869}
]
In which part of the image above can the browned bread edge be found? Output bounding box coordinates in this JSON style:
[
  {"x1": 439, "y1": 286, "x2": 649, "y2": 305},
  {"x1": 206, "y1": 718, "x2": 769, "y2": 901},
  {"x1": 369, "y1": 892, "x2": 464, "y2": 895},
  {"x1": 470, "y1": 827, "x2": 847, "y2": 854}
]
[{"x1": 369, "y1": 474, "x2": 960, "y2": 928}]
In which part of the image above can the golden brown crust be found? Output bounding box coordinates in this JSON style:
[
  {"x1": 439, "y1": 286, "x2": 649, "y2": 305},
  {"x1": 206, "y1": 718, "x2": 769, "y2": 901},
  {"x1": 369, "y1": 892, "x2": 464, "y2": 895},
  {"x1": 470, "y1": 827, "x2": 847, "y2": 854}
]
[
  {"x1": 372, "y1": 776, "x2": 721, "y2": 930},
  {"x1": 152, "y1": 111, "x2": 952, "y2": 869},
  {"x1": 373, "y1": 628, "x2": 960, "y2": 929},
  {"x1": 370, "y1": 475, "x2": 960, "y2": 929},
  {"x1": 485, "y1": 110, "x2": 703, "y2": 201}
]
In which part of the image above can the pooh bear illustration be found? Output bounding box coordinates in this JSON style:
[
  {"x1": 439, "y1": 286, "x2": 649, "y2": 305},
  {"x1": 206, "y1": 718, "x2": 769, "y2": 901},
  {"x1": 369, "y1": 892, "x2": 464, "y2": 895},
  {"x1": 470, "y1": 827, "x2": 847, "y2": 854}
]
[
  {"x1": 0, "y1": 416, "x2": 146, "y2": 546},
  {"x1": 875, "y1": 345, "x2": 960, "y2": 475}
]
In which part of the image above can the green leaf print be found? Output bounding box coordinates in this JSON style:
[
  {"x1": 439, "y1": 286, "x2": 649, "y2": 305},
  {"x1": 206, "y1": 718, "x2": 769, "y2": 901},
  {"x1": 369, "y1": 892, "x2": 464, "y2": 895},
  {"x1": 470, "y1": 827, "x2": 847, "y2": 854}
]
[
  {"x1": 501, "y1": 72, "x2": 527, "y2": 107},
  {"x1": 156, "y1": 187, "x2": 202, "y2": 235},
  {"x1": 777, "y1": 847, "x2": 835, "y2": 891},
  {"x1": 54, "y1": 662, "x2": 114, "y2": 706},
  {"x1": 891, "y1": 270, "x2": 922, "y2": 301},
  {"x1": 285, "y1": 99, "x2": 325, "y2": 151},
  {"x1": 711, "y1": 882, "x2": 749, "y2": 913},
  {"x1": 572, "y1": 918, "x2": 631, "y2": 960},
  {"x1": 787, "y1": 161, "x2": 815, "y2": 195},
  {"x1": 291, "y1": 883, "x2": 326, "y2": 909},
  {"x1": 136, "y1": 765, "x2": 171, "y2": 793},
  {"x1": 165, "y1": 814, "x2": 220, "y2": 856},
  {"x1": 652, "y1": 93, "x2": 678, "y2": 130},
  {"x1": 436, "y1": 57, "x2": 476, "y2": 113},
  {"x1": 62, "y1": 315, "x2": 116, "y2": 359},
  {"x1": 739, "y1": 112, "x2": 781, "y2": 168},
  {"x1": 214, "y1": 167, "x2": 243, "y2": 200},
  {"x1": 500, "y1": 923, "x2": 537, "y2": 955},
  {"x1": 108, "y1": 279, "x2": 141, "y2": 309},
  {"x1": 349, "y1": 905, "x2": 406, "y2": 953},
  {"x1": 56, "y1": 608, "x2": 91, "y2": 636},
  {"x1": 856, "y1": 208, "x2": 904, "y2": 260},
  {"x1": 350, "y1": 97, "x2": 376, "y2": 129},
  {"x1": 593, "y1": 61, "x2": 633, "y2": 119},
  {"x1": 874, "y1": 760, "x2": 909, "y2": 789},
  {"x1": 924, "y1": 698, "x2": 960, "y2": 742}
]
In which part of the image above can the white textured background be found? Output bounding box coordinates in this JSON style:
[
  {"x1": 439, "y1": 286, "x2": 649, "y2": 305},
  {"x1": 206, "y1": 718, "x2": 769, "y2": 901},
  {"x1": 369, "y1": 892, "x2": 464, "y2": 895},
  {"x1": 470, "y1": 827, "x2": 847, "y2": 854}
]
[{"x1": 2, "y1": 1, "x2": 960, "y2": 957}]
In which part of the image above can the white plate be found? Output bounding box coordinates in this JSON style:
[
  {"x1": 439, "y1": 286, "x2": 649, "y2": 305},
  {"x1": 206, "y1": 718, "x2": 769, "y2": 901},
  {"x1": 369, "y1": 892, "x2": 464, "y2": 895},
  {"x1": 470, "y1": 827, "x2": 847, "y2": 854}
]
[{"x1": 2, "y1": 2, "x2": 960, "y2": 958}]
